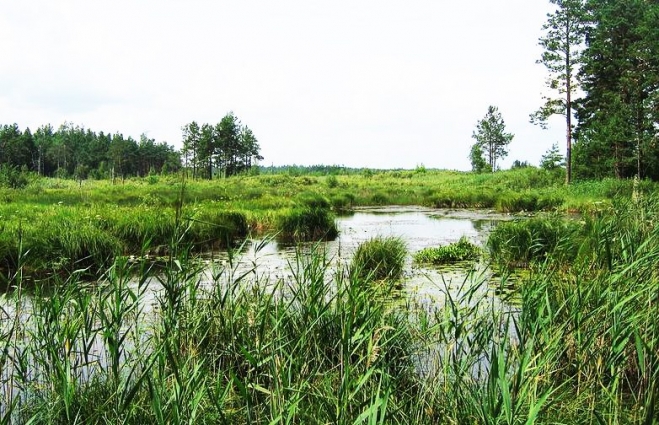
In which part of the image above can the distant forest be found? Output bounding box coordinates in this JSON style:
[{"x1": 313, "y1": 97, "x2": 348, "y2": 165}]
[{"x1": 0, "y1": 112, "x2": 263, "y2": 181}]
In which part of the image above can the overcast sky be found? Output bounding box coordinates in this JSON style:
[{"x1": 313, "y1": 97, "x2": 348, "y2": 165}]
[{"x1": 0, "y1": 1, "x2": 564, "y2": 170}]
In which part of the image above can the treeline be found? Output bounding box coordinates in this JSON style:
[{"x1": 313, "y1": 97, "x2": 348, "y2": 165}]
[
  {"x1": 181, "y1": 112, "x2": 263, "y2": 179},
  {"x1": 535, "y1": 0, "x2": 659, "y2": 181},
  {"x1": 0, "y1": 112, "x2": 264, "y2": 182},
  {"x1": 0, "y1": 122, "x2": 181, "y2": 180},
  {"x1": 260, "y1": 164, "x2": 359, "y2": 175}
]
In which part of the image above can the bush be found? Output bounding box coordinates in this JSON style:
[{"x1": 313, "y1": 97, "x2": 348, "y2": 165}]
[
  {"x1": 0, "y1": 165, "x2": 31, "y2": 189},
  {"x1": 350, "y1": 236, "x2": 407, "y2": 282},
  {"x1": 326, "y1": 174, "x2": 339, "y2": 188}
]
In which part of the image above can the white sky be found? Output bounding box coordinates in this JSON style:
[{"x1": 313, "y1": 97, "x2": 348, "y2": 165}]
[{"x1": 0, "y1": 1, "x2": 565, "y2": 170}]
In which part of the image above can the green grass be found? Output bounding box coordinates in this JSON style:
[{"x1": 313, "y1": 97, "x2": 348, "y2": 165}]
[
  {"x1": 3, "y1": 168, "x2": 659, "y2": 422},
  {"x1": 350, "y1": 236, "x2": 407, "y2": 283},
  {"x1": 2, "y1": 192, "x2": 659, "y2": 422},
  {"x1": 2, "y1": 168, "x2": 656, "y2": 277},
  {"x1": 414, "y1": 236, "x2": 481, "y2": 265}
]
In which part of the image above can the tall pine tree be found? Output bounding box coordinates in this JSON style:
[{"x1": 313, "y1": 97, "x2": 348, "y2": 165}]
[{"x1": 532, "y1": 0, "x2": 588, "y2": 184}]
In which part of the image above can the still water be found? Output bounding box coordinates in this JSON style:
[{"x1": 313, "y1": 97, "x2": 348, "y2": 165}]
[{"x1": 208, "y1": 206, "x2": 515, "y2": 310}]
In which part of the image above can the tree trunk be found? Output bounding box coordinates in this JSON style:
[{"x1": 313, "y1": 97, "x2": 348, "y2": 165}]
[{"x1": 565, "y1": 24, "x2": 572, "y2": 185}]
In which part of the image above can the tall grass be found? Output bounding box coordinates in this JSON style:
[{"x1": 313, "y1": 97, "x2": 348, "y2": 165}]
[
  {"x1": 1, "y1": 208, "x2": 658, "y2": 422},
  {"x1": 350, "y1": 236, "x2": 407, "y2": 283},
  {"x1": 1, "y1": 173, "x2": 659, "y2": 423}
]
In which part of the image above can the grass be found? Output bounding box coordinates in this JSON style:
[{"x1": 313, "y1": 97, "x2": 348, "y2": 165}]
[
  {"x1": 276, "y1": 207, "x2": 338, "y2": 242},
  {"x1": 1, "y1": 212, "x2": 658, "y2": 423},
  {"x1": 2, "y1": 169, "x2": 659, "y2": 422},
  {"x1": 350, "y1": 236, "x2": 407, "y2": 283},
  {"x1": 1, "y1": 191, "x2": 659, "y2": 422},
  {"x1": 0, "y1": 168, "x2": 653, "y2": 271},
  {"x1": 413, "y1": 236, "x2": 481, "y2": 265}
]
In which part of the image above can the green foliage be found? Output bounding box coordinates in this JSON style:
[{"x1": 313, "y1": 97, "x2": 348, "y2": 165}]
[
  {"x1": 277, "y1": 207, "x2": 338, "y2": 242},
  {"x1": 540, "y1": 142, "x2": 564, "y2": 170},
  {"x1": 185, "y1": 209, "x2": 249, "y2": 248},
  {"x1": 0, "y1": 164, "x2": 31, "y2": 189},
  {"x1": 532, "y1": 0, "x2": 587, "y2": 183},
  {"x1": 487, "y1": 216, "x2": 577, "y2": 268},
  {"x1": 576, "y1": 0, "x2": 659, "y2": 180},
  {"x1": 414, "y1": 236, "x2": 481, "y2": 265},
  {"x1": 510, "y1": 159, "x2": 531, "y2": 169},
  {"x1": 3, "y1": 193, "x2": 659, "y2": 423},
  {"x1": 326, "y1": 174, "x2": 339, "y2": 188},
  {"x1": 469, "y1": 143, "x2": 491, "y2": 173},
  {"x1": 471, "y1": 105, "x2": 514, "y2": 171},
  {"x1": 350, "y1": 236, "x2": 407, "y2": 282}
]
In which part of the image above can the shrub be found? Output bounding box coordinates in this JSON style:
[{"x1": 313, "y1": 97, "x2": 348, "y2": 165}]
[
  {"x1": 0, "y1": 165, "x2": 31, "y2": 189},
  {"x1": 350, "y1": 236, "x2": 407, "y2": 282},
  {"x1": 326, "y1": 174, "x2": 339, "y2": 188}
]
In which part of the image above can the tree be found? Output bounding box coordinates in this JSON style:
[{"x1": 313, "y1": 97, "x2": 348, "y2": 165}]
[
  {"x1": 108, "y1": 133, "x2": 138, "y2": 181},
  {"x1": 198, "y1": 123, "x2": 215, "y2": 179},
  {"x1": 576, "y1": 0, "x2": 659, "y2": 180},
  {"x1": 239, "y1": 125, "x2": 263, "y2": 171},
  {"x1": 532, "y1": 0, "x2": 588, "y2": 184},
  {"x1": 180, "y1": 114, "x2": 263, "y2": 178},
  {"x1": 469, "y1": 143, "x2": 490, "y2": 173},
  {"x1": 182, "y1": 121, "x2": 200, "y2": 179},
  {"x1": 471, "y1": 106, "x2": 514, "y2": 171},
  {"x1": 540, "y1": 142, "x2": 564, "y2": 170},
  {"x1": 0, "y1": 124, "x2": 33, "y2": 169},
  {"x1": 34, "y1": 124, "x2": 55, "y2": 175},
  {"x1": 216, "y1": 113, "x2": 241, "y2": 178}
]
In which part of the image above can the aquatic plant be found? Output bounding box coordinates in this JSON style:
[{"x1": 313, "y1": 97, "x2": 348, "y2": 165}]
[
  {"x1": 413, "y1": 236, "x2": 481, "y2": 265},
  {"x1": 350, "y1": 236, "x2": 407, "y2": 282},
  {"x1": 277, "y1": 206, "x2": 338, "y2": 242},
  {"x1": 1, "y1": 202, "x2": 659, "y2": 423}
]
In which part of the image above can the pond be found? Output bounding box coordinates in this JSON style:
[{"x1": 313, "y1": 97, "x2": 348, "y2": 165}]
[
  {"x1": 209, "y1": 206, "x2": 517, "y2": 310},
  {"x1": 0, "y1": 206, "x2": 519, "y2": 416}
]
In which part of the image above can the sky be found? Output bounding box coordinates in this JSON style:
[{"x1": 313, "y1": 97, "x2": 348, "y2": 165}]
[{"x1": 0, "y1": 1, "x2": 565, "y2": 170}]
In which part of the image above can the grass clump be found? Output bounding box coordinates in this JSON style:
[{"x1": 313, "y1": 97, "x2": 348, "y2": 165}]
[
  {"x1": 185, "y1": 209, "x2": 249, "y2": 248},
  {"x1": 350, "y1": 236, "x2": 407, "y2": 282},
  {"x1": 277, "y1": 206, "x2": 338, "y2": 242},
  {"x1": 487, "y1": 216, "x2": 578, "y2": 269},
  {"x1": 414, "y1": 236, "x2": 481, "y2": 265}
]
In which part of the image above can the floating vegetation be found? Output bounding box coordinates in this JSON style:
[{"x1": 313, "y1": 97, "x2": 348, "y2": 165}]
[{"x1": 413, "y1": 236, "x2": 481, "y2": 265}]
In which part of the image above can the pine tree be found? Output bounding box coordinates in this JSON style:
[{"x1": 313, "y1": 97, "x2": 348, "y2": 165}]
[{"x1": 532, "y1": 0, "x2": 588, "y2": 184}]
